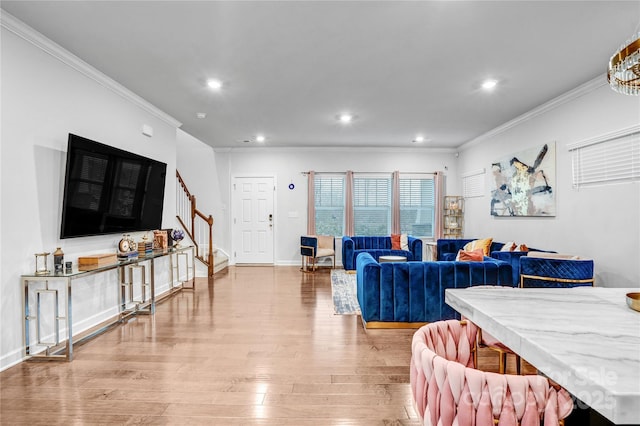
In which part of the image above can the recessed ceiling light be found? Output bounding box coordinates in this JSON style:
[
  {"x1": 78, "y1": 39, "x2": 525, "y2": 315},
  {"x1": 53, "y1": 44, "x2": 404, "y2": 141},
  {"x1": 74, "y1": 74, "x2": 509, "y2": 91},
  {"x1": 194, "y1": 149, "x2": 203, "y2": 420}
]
[
  {"x1": 207, "y1": 79, "x2": 223, "y2": 90},
  {"x1": 196, "y1": 112, "x2": 207, "y2": 119},
  {"x1": 255, "y1": 134, "x2": 266, "y2": 143},
  {"x1": 481, "y1": 79, "x2": 498, "y2": 90},
  {"x1": 337, "y1": 113, "x2": 355, "y2": 124},
  {"x1": 413, "y1": 135, "x2": 425, "y2": 143}
]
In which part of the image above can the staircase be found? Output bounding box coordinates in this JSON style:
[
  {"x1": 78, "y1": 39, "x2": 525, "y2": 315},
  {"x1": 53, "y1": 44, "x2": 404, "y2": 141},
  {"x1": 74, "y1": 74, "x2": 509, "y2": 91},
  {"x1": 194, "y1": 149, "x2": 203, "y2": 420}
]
[{"x1": 175, "y1": 170, "x2": 228, "y2": 276}]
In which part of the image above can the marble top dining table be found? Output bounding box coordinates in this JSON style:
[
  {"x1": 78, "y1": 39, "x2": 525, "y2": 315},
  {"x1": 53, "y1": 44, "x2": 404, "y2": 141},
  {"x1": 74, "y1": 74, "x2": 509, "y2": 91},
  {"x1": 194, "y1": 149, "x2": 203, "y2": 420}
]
[{"x1": 445, "y1": 286, "x2": 640, "y2": 425}]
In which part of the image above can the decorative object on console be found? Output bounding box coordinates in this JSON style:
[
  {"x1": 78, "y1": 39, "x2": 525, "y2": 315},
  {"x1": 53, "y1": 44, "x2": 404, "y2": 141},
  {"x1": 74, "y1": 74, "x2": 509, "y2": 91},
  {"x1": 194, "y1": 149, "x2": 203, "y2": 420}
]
[
  {"x1": 117, "y1": 234, "x2": 138, "y2": 260},
  {"x1": 34, "y1": 252, "x2": 50, "y2": 275},
  {"x1": 608, "y1": 32, "x2": 640, "y2": 96},
  {"x1": 490, "y1": 142, "x2": 556, "y2": 217},
  {"x1": 153, "y1": 230, "x2": 168, "y2": 250},
  {"x1": 78, "y1": 253, "x2": 118, "y2": 270},
  {"x1": 171, "y1": 229, "x2": 185, "y2": 248},
  {"x1": 137, "y1": 235, "x2": 153, "y2": 257},
  {"x1": 53, "y1": 247, "x2": 64, "y2": 273},
  {"x1": 65, "y1": 261, "x2": 72, "y2": 273}
]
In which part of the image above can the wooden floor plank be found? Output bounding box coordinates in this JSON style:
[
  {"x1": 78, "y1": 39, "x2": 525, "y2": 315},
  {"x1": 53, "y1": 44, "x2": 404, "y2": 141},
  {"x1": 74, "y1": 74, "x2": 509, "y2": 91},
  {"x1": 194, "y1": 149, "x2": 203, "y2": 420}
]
[{"x1": 1, "y1": 266, "x2": 527, "y2": 424}]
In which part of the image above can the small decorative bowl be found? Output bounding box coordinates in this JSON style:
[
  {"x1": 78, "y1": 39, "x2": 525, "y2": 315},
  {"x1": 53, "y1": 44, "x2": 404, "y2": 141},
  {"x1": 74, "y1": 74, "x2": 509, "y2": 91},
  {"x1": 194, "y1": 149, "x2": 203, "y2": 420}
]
[{"x1": 626, "y1": 292, "x2": 640, "y2": 312}]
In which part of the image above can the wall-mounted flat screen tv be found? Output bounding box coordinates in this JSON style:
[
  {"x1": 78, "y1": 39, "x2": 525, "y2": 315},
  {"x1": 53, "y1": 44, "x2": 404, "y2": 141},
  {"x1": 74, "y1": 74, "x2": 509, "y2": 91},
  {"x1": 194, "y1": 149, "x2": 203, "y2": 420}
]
[{"x1": 60, "y1": 133, "x2": 167, "y2": 239}]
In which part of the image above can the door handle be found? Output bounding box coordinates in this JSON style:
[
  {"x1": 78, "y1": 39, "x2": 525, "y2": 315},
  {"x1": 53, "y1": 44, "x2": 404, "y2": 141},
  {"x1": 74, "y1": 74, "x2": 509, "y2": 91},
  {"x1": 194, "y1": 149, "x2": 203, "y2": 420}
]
[{"x1": 268, "y1": 214, "x2": 273, "y2": 228}]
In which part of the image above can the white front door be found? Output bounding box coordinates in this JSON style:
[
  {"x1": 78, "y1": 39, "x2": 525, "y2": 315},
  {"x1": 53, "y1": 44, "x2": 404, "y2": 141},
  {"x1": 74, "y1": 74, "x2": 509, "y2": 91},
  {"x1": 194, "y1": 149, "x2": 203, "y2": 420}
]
[{"x1": 232, "y1": 176, "x2": 275, "y2": 264}]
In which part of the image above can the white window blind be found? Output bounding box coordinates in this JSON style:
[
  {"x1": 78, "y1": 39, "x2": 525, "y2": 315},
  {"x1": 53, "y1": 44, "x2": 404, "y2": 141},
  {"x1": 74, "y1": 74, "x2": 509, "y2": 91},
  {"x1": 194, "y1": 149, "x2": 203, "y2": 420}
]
[
  {"x1": 314, "y1": 175, "x2": 344, "y2": 236},
  {"x1": 462, "y1": 168, "x2": 485, "y2": 198},
  {"x1": 399, "y1": 177, "x2": 434, "y2": 237},
  {"x1": 569, "y1": 126, "x2": 640, "y2": 188},
  {"x1": 353, "y1": 176, "x2": 391, "y2": 236}
]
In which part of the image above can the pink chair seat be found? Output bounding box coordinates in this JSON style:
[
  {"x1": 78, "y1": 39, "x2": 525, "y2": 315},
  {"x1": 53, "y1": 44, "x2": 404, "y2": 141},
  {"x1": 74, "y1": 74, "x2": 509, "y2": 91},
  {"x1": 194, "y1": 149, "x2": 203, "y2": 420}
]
[{"x1": 410, "y1": 320, "x2": 573, "y2": 425}]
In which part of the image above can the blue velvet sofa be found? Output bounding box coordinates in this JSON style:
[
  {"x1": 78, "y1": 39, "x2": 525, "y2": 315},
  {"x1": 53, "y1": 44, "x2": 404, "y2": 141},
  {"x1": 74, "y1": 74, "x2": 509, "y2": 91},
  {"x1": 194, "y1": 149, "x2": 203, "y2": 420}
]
[
  {"x1": 355, "y1": 252, "x2": 514, "y2": 328},
  {"x1": 436, "y1": 239, "x2": 552, "y2": 285},
  {"x1": 342, "y1": 236, "x2": 422, "y2": 271}
]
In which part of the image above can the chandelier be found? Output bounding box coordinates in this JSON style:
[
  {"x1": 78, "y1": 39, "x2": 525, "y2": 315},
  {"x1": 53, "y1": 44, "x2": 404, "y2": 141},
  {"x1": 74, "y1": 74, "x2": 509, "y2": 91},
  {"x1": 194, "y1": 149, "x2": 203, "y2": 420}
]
[{"x1": 608, "y1": 32, "x2": 640, "y2": 96}]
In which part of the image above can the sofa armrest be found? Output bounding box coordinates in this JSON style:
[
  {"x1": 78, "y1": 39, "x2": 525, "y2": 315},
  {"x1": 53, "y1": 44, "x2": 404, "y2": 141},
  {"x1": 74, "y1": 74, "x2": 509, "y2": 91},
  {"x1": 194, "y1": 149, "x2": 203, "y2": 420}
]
[
  {"x1": 300, "y1": 235, "x2": 318, "y2": 257},
  {"x1": 342, "y1": 236, "x2": 355, "y2": 270},
  {"x1": 408, "y1": 236, "x2": 423, "y2": 261},
  {"x1": 356, "y1": 252, "x2": 381, "y2": 320}
]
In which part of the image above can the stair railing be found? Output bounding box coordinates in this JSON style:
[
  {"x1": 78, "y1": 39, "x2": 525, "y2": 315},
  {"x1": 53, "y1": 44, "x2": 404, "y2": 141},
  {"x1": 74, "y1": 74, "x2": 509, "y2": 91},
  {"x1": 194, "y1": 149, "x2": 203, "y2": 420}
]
[{"x1": 176, "y1": 170, "x2": 214, "y2": 276}]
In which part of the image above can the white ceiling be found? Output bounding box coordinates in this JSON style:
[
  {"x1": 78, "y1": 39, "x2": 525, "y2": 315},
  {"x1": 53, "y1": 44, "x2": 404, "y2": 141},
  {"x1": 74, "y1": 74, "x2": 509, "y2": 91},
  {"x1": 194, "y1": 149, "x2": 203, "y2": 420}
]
[{"x1": 2, "y1": 1, "x2": 639, "y2": 150}]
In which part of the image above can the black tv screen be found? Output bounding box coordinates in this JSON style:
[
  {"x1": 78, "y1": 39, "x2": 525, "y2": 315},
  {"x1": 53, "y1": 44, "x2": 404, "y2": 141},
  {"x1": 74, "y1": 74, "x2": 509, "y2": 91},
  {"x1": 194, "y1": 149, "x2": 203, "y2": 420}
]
[{"x1": 60, "y1": 134, "x2": 167, "y2": 239}]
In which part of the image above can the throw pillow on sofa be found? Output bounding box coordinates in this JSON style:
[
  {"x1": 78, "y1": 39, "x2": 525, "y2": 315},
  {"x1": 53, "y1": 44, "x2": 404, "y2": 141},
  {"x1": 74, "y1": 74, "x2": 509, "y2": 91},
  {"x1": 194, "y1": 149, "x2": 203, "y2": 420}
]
[
  {"x1": 391, "y1": 234, "x2": 401, "y2": 249},
  {"x1": 391, "y1": 233, "x2": 409, "y2": 250},
  {"x1": 456, "y1": 248, "x2": 484, "y2": 261},
  {"x1": 463, "y1": 238, "x2": 493, "y2": 256},
  {"x1": 500, "y1": 241, "x2": 517, "y2": 251}
]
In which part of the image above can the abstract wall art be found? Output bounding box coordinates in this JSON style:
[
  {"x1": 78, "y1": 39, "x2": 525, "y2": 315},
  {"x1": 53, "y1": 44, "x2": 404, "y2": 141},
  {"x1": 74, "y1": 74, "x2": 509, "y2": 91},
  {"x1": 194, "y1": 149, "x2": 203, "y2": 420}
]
[{"x1": 490, "y1": 142, "x2": 556, "y2": 216}]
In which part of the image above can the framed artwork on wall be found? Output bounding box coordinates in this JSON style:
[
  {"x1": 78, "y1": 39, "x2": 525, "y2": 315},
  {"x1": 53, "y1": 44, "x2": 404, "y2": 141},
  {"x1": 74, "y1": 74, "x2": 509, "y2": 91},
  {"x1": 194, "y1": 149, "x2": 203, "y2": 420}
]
[{"x1": 490, "y1": 142, "x2": 556, "y2": 217}]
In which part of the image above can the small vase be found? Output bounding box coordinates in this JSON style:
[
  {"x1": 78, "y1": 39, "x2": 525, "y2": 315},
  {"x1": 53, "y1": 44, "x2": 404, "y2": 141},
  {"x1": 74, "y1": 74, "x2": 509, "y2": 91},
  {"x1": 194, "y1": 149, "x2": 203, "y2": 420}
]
[{"x1": 53, "y1": 247, "x2": 64, "y2": 273}]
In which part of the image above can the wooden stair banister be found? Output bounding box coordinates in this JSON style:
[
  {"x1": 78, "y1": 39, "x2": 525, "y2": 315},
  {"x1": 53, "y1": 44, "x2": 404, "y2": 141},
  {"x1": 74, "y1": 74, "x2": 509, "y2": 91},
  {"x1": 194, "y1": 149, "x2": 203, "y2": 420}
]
[{"x1": 176, "y1": 170, "x2": 215, "y2": 277}]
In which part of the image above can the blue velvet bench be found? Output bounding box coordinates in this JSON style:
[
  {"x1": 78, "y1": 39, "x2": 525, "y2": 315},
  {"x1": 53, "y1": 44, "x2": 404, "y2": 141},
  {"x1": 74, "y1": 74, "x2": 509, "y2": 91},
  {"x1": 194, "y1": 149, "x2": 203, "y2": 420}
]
[
  {"x1": 342, "y1": 235, "x2": 422, "y2": 271},
  {"x1": 519, "y1": 254, "x2": 595, "y2": 288},
  {"x1": 355, "y1": 252, "x2": 514, "y2": 328}
]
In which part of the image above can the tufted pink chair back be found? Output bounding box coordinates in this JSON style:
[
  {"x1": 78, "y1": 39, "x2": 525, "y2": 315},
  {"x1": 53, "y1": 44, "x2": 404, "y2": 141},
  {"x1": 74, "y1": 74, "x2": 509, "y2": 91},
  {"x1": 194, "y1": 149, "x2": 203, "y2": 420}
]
[{"x1": 410, "y1": 320, "x2": 574, "y2": 426}]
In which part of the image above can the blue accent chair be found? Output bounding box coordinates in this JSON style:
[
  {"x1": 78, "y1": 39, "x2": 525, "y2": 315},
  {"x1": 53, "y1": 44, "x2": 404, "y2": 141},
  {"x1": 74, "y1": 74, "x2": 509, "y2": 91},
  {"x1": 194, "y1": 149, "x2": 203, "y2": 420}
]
[{"x1": 300, "y1": 235, "x2": 335, "y2": 272}]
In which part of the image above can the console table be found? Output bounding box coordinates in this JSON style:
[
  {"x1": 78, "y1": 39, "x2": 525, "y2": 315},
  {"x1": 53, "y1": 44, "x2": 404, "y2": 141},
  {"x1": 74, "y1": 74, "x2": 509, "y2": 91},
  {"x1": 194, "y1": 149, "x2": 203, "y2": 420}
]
[
  {"x1": 445, "y1": 286, "x2": 640, "y2": 425},
  {"x1": 21, "y1": 246, "x2": 195, "y2": 361}
]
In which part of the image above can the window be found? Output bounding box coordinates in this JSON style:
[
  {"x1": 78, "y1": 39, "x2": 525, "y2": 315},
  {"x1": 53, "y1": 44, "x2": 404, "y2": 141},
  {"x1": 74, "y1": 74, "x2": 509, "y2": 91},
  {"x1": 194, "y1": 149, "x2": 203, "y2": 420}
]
[
  {"x1": 462, "y1": 169, "x2": 485, "y2": 198},
  {"x1": 353, "y1": 176, "x2": 391, "y2": 236},
  {"x1": 569, "y1": 126, "x2": 640, "y2": 188},
  {"x1": 399, "y1": 177, "x2": 434, "y2": 237},
  {"x1": 314, "y1": 175, "x2": 344, "y2": 236}
]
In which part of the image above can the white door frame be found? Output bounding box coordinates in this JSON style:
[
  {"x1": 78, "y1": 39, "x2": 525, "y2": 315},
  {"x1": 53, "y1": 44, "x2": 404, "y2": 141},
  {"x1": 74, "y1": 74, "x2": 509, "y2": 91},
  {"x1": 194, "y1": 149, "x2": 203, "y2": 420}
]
[{"x1": 231, "y1": 174, "x2": 277, "y2": 265}]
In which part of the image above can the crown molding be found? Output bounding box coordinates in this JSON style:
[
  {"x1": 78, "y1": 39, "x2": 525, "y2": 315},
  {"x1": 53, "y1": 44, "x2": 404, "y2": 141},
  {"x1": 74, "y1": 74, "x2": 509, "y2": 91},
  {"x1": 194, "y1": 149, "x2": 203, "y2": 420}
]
[
  {"x1": 567, "y1": 123, "x2": 640, "y2": 151},
  {"x1": 1, "y1": 11, "x2": 182, "y2": 128},
  {"x1": 458, "y1": 75, "x2": 607, "y2": 151},
  {"x1": 215, "y1": 145, "x2": 457, "y2": 154}
]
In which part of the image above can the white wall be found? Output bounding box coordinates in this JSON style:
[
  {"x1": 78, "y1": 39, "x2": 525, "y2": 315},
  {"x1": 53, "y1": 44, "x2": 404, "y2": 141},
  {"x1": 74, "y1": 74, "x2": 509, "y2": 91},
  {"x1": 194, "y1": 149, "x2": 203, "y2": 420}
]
[
  {"x1": 176, "y1": 129, "x2": 227, "y2": 254},
  {"x1": 1, "y1": 24, "x2": 179, "y2": 369},
  {"x1": 458, "y1": 82, "x2": 640, "y2": 288},
  {"x1": 221, "y1": 148, "x2": 458, "y2": 265}
]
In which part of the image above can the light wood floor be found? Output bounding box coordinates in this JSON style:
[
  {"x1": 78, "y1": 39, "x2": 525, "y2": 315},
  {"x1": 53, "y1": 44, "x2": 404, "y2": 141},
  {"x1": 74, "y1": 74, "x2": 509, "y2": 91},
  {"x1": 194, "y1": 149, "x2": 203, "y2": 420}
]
[{"x1": 0, "y1": 266, "x2": 528, "y2": 425}]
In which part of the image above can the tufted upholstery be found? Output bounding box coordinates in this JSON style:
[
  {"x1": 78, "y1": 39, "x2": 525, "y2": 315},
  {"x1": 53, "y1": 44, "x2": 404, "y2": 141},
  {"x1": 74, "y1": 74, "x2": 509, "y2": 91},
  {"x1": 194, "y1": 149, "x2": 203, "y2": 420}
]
[
  {"x1": 519, "y1": 256, "x2": 594, "y2": 288},
  {"x1": 411, "y1": 320, "x2": 574, "y2": 426},
  {"x1": 342, "y1": 235, "x2": 422, "y2": 270},
  {"x1": 356, "y1": 253, "x2": 514, "y2": 326},
  {"x1": 435, "y1": 239, "x2": 555, "y2": 285}
]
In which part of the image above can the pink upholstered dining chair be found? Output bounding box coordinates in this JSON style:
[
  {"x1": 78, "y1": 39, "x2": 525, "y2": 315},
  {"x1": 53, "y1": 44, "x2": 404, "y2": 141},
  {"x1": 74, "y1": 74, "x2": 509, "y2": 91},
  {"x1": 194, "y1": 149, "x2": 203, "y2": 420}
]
[
  {"x1": 410, "y1": 320, "x2": 574, "y2": 426},
  {"x1": 461, "y1": 315, "x2": 522, "y2": 375},
  {"x1": 477, "y1": 328, "x2": 522, "y2": 375}
]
